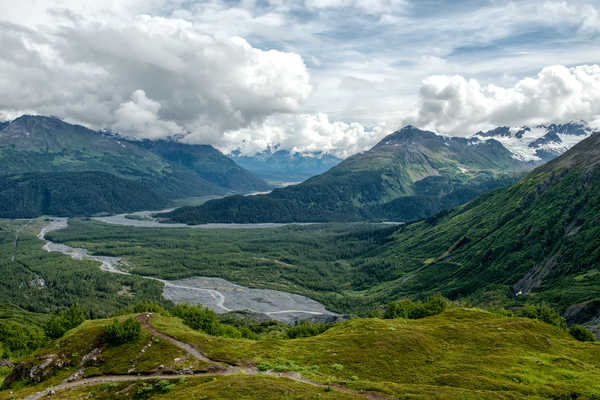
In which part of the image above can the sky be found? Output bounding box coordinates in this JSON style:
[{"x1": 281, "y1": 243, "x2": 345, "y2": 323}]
[{"x1": 1, "y1": 0, "x2": 600, "y2": 157}]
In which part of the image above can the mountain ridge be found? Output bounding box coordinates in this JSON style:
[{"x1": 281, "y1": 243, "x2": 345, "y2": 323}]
[
  {"x1": 161, "y1": 126, "x2": 529, "y2": 224},
  {"x1": 0, "y1": 115, "x2": 270, "y2": 216}
]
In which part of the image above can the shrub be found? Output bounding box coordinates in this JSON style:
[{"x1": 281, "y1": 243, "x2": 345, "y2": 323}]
[
  {"x1": 384, "y1": 294, "x2": 448, "y2": 319},
  {"x1": 172, "y1": 304, "x2": 221, "y2": 335},
  {"x1": 133, "y1": 301, "x2": 167, "y2": 314},
  {"x1": 518, "y1": 303, "x2": 567, "y2": 329},
  {"x1": 44, "y1": 305, "x2": 85, "y2": 339},
  {"x1": 285, "y1": 321, "x2": 331, "y2": 339},
  {"x1": 105, "y1": 318, "x2": 141, "y2": 345},
  {"x1": 0, "y1": 321, "x2": 46, "y2": 356},
  {"x1": 568, "y1": 325, "x2": 596, "y2": 342}
]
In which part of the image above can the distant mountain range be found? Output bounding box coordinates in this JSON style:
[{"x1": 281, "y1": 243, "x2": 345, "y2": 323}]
[
  {"x1": 230, "y1": 149, "x2": 342, "y2": 184},
  {"x1": 0, "y1": 115, "x2": 269, "y2": 217},
  {"x1": 475, "y1": 121, "x2": 594, "y2": 162},
  {"x1": 161, "y1": 126, "x2": 531, "y2": 223}
]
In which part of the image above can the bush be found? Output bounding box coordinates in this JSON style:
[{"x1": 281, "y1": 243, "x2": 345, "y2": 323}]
[
  {"x1": 0, "y1": 321, "x2": 46, "y2": 357},
  {"x1": 172, "y1": 304, "x2": 222, "y2": 335},
  {"x1": 568, "y1": 324, "x2": 596, "y2": 342},
  {"x1": 518, "y1": 303, "x2": 567, "y2": 329},
  {"x1": 44, "y1": 305, "x2": 85, "y2": 339},
  {"x1": 285, "y1": 321, "x2": 331, "y2": 339},
  {"x1": 133, "y1": 301, "x2": 166, "y2": 314},
  {"x1": 105, "y1": 318, "x2": 141, "y2": 345},
  {"x1": 384, "y1": 294, "x2": 448, "y2": 319}
]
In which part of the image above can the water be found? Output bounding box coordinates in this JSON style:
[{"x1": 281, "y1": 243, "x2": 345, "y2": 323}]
[{"x1": 39, "y1": 218, "x2": 338, "y2": 323}]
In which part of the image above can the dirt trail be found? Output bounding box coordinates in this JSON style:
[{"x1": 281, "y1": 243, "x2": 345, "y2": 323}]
[
  {"x1": 136, "y1": 314, "x2": 218, "y2": 365},
  {"x1": 19, "y1": 314, "x2": 389, "y2": 400}
]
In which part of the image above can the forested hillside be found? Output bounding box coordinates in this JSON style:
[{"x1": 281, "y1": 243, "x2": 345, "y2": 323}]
[
  {"x1": 0, "y1": 172, "x2": 167, "y2": 217},
  {"x1": 162, "y1": 126, "x2": 528, "y2": 224},
  {"x1": 0, "y1": 115, "x2": 269, "y2": 216}
]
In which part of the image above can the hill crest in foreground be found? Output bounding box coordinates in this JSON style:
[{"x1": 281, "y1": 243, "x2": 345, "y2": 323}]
[{"x1": 2, "y1": 308, "x2": 599, "y2": 399}]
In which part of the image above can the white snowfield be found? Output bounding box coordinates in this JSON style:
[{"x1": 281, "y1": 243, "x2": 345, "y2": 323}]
[{"x1": 473, "y1": 122, "x2": 594, "y2": 161}]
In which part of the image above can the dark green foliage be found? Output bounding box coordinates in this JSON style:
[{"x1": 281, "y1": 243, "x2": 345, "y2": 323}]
[
  {"x1": 133, "y1": 301, "x2": 167, "y2": 314},
  {"x1": 0, "y1": 321, "x2": 46, "y2": 357},
  {"x1": 285, "y1": 321, "x2": 332, "y2": 339},
  {"x1": 384, "y1": 294, "x2": 448, "y2": 319},
  {"x1": 517, "y1": 304, "x2": 567, "y2": 329},
  {"x1": 133, "y1": 379, "x2": 176, "y2": 399},
  {"x1": 0, "y1": 220, "x2": 168, "y2": 318},
  {"x1": 105, "y1": 318, "x2": 141, "y2": 345},
  {"x1": 43, "y1": 305, "x2": 85, "y2": 339},
  {"x1": 47, "y1": 220, "x2": 395, "y2": 314},
  {"x1": 0, "y1": 172, "x2": 166, "y2": 218},
  {"x1": 569, "y1": 325, "x2": 597, "y2": 342},
  {"x1": 161, "y1": 126, "x2": 526, "y2": 224},
  {"x1": 172, "y1": 304, "x2": 222, "y2": 336}
]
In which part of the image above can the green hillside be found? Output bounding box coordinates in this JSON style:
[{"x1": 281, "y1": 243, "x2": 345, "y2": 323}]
[
  {"x1": 0, "y1": 115, "x2": 269, "y2": 217},
  {"x1": 353, "y1": 131, "x2": 600, "y2": 332},
  {"x1": 2, "y1": 308, "x2": 599, "y2": 399},
  {"x1": 0, "y1": 172, "x2": 167, "y2": 218},
  {"x1": 162, "y1": 126, "x2": 527, "y2": 223}
]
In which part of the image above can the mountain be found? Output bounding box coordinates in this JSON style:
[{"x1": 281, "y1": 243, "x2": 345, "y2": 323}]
[
  {"x1": 363, "y1": 131, "x2": 600, "y2": 335},
  {"x1": 131, "y1": 139, "x2": 270, "y2": 194},
  {"x1": 0, "y1": 115, "x2": 269, "y2": 216},
  {"x1": 475, "y1": 121, "x2": 594, "y2": 162},
  {"x1": 0, "y1": 172, "x2": 167, "y2": 218},
  {"x1": 161, "y1": 126, "x2": 529, "y2": 223},
  {"x1": 230, "y1": 149, "x2": 342, "y2": 184}
]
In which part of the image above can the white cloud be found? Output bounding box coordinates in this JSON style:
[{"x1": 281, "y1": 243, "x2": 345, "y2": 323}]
[
  {"x1": 113, "y1": 90, "x2": 183, "y2": 139},
  {"x1": 218, "y1": 113, "x2": 389, "y2": 158},
  {"x1": 0, "y1": 9, "x2": 311, "y2": 143},
  {"x1": 412, "y1": 64, "x2": 600, "y2": 135},
  {"x1": 1, "y1": 0, "x2": 600, "y2": 158}
]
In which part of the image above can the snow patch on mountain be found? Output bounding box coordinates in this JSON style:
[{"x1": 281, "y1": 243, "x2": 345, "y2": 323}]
[{"x1": 474, "y1": 122, "x2": 594, "y2": 162}]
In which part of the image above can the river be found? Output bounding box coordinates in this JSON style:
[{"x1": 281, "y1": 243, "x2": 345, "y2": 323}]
[{"x1": 38, "y1": 218, "x2": 339, "y2": 323}]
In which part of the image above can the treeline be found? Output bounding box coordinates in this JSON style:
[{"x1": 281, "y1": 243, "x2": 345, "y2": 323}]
[
  {"x1": 0, "y1": 171, "x2": 167, "y2": 218},
  {"x1": 160, "y1": 164, "x2": 519, "y2": 224}
]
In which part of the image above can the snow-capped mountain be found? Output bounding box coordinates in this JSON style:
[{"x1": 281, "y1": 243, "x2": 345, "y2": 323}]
[
  {"x1": 474, "y1": 121, "x2": 594, "y2": 162},
  {"x1": 230, "y1": 148, "x2": 342, "y2": 185}
]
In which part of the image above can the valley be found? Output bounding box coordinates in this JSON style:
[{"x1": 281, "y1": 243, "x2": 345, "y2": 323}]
[
  {"x1": 3, "y1": 2, "x2": 600, "y2": 398},
  {"x1": 1, "y1": 129, "x2": 599, "y2": 399},
  {"x1": 38, "y1": 218, "x2": 339, "y2": 323}
]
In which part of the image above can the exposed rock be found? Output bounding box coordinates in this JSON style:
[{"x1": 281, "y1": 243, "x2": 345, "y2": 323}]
[{"x1": 2, "y1": 354, "x2": 71, "y2": 389}]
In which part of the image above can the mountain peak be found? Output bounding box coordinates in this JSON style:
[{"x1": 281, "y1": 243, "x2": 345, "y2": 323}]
[{"x1": 375, "y1": 125, "x2": 438, "y2": 147}]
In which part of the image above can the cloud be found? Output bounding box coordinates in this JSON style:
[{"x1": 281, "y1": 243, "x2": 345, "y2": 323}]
[
  {"x1": 2, "y1": 0, "x2": 600, "y2": 157},
  {"x1": 412, "y1": 64, "x2": 600, "y2": 135},
  {"x1": 0, "y1": 10, "x2": 311, "y2": 141},
  {"x1": 217, "y1": 113, "x2": 389, "y2": 158},
  {"x1": 113, "y1": 90, "x2": 183, "y2": 139}
]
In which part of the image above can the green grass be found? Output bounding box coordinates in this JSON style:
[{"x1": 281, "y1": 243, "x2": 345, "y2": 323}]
[
  {"x1": 3, "y1": 308, "x2": 600, "y2": 399},
  {"x1": 149, "y1": 308, "x2": 600, "y2": 399},
  {"x1": 0, "y1": 315, "x2": 210, "y2": 397},
  {"x1": 47, "y1": 375, "x2": 363, "y2": 400}
]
